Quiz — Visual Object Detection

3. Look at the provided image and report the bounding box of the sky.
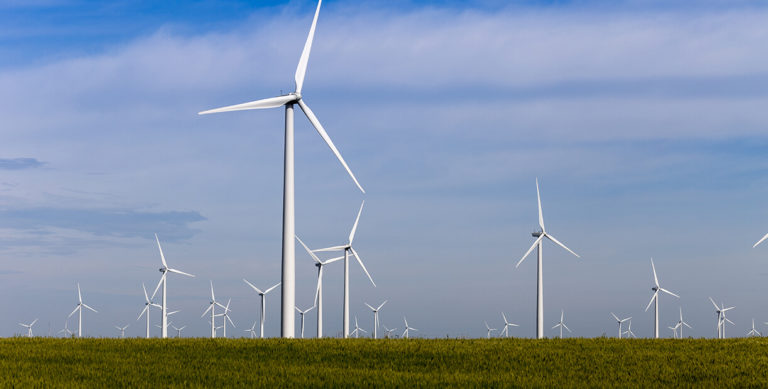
[2,0,768,339]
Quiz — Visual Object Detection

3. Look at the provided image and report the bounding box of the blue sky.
[2,0,768,339]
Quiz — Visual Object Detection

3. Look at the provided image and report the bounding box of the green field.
[2,337,767,387]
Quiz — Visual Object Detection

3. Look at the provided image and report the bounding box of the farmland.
[2,337,767,387]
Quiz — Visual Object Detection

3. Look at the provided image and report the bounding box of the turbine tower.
[198,0,365,338]
[552,310,571,339]
[296,236,342,338]
[138,283,161,338]
[151,234,195,338]
[610,313,631,339]
[364,301,387,339]
[313,201,375,338]
[243,279,281,339]
[516,179,580,339]
[68,283,97,338]
[644,258,679,339]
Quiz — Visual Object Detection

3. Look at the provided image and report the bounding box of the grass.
[2,337,768,387]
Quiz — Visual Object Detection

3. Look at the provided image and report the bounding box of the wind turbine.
[364,301,387,339]
[516,179,580,339]
[215,299,235,338]
[610,313,631,339]
[171,324,186,338]
[351,316,367,338]
[644,258,679,339]
[19,319,37,337]
[245,321,258,338]
[151,234,195,339]
[402,317,417,339]
[709,297,734,339]
[138,283,161,338]
[296,304,316,338]
[243,279,281,339]
[202,281,223,338]
[500,312,519,337]
[668,324,679,339]
[484,321,497,339]
[198,0,365,338]
[68,283,97,338]
[622,320,637,338]
[58,321,74,337]
[747,319,761,337]
[115,324,129,338]
[677,307,692,338]
[552,310,571,339]
[383,325,397,339]
[296,236,342,338]
[721,303,735,338]
[313,201,375,338]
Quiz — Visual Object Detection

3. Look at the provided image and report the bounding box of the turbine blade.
[210,280,216,301]
[155,234,168,268]
[202,304,213,317]
[69,307,79,318]
[168,268,194,277]
[77,283,82,303]
[243,279,264,295]
[313,245,347,252]
[651,258,659,287]
[377,301,388,310]
[152,273,166,300]
[365,303,375,311]
[323,256,344,265]
[83,304,98,313]
[294,0,322,94]
[264,282,281,294]
[314,267,323,305]
[349,201,364,244]
[296,235,322,263]
[544,233,580,258]
[138,305,149,320]
[611,312,619,322]
[142,283,150,303]
[516,235,544,268]
[350,247,375,287]
[659,287,679,299]
[563,323,571,332]
[198,95,294,115]
[536,178,545,232]
[297,99,364,194]
[754,232,768,248]
[645,292,657,312]
[709,297,720,310]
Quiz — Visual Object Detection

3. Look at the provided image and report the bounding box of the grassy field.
[2,337,768,387]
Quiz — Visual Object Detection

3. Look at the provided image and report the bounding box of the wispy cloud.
[0,158,45,170]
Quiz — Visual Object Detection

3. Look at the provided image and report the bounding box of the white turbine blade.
[68,306,79,318]
[216,302,228,310]
[650,258,659,287]
[516,235,545,268]
[201,304,213,317]
[323,256,344,265]
[77,283,82,303]
[377,301,388,310]
[709,297,720,310]
[645,292,657,312]
[313,245,347,252]
[30,319,38,326]
[754,232,768,248]
[168,268,195,278]
[684,322,692,329]
[725,317,735,325]
[243,279,264,295]
[563,323,571,332]
[210,280,216,301]
[544,233,580,258]
[296,235,322,263]
[198,95,294,115]
[659,287,679,298]
[152,273,166,300]
[83,304,98,313]
[536,178,545,232]
[225,315,236,328]
[297,99,364,194]
[552,324,560,330]
[294,0,322,94]
[722,306,735,312]
[365,303,375,311]
[155,234,168,268]
[168,310,180,316]
[611,312,619,322]
[138,305,149,320]
[305,305,316,313]
[502,312,508,323]
[349,201,364,244]
[350,247,375,287]
[142,283,150,303]
[264,282,281,294]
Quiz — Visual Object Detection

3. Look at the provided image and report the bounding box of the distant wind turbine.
[151,234,195,338]
[313,201,375,338]
[747,319,761,337]
[709,297,734,339]
[58,321,73,337]
[245,321,258,338]
[622,320,636,338]
[552,310,571,339]
[610,313,631,339]
[68,283,97,338]
[296,305,316,339]
[215,299,235,338]
[115,324,129,338]
[296,236,342,338]
[644,258,679,339]
[484,321,497,339]
[500,312,519,337]
[198,0,365,338]
[402,317,417,339]
[138,283,161,338]
[171,324,186,338]
[668,324,679,339]
[243,279,281,339]
[351,316,367,338]
[383,325,397,339]
[516,179,580,339]
[677,307,692,338]
[19,319,37,337]
[201,281,222,338]
[364,301,387,339]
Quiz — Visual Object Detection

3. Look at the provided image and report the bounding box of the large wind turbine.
[500,312,519,337]
[644,258,679,339]
[138,283,161,338]
[296,236,342,338]
[313,201,375,338]
[243,279,281,338]
[198,0,365,338]
[19,319,37,337]
[610,313,631,339]
[296,304,316,338]
[68,283,97,338]
[516,179,580,339]
[552,310,571,339]
[151,234,195,338]
[364,301,387,339]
